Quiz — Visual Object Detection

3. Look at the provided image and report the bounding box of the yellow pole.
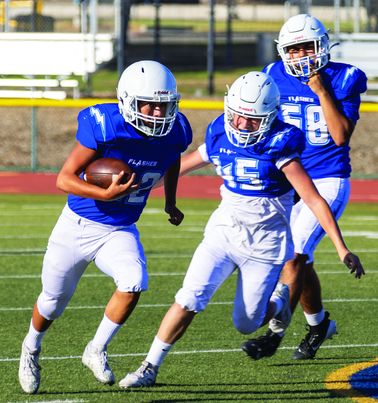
[36,0,43,14]
[0,1,5,26]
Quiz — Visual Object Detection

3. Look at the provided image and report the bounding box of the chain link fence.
[1,1,377,34]
[0,104,377,177]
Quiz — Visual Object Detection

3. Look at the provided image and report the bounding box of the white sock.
[304,309,325,327]
[91,314,122,350]
[23,319,46,352]
[146,336,173,367]
[270,294,284,317]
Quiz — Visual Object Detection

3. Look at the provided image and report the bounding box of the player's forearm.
[164,158,180,208]
[318,91,354,145]
[180,150,208,176]
[307,197,349,261]
[56,171,108,200]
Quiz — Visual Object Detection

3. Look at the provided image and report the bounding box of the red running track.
[0,172,377,203]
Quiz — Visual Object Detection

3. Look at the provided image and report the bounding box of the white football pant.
[37,205,148,320]
[175,205,283,334]
[291,177,350,262]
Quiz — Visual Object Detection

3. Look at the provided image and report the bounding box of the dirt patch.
[0,106,377,176]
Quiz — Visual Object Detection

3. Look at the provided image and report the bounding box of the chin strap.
[329,42,340,50]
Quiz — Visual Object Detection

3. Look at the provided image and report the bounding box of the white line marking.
[2,343,378,363]
[9,400,85,403]
[0,270,377,280]
[0,251,195,256]
[0,249,377,257]
[0,272,185,279]
[341,216,378,221]
[2,298,377,312]
[2,228,378,240]
[1,270,377,280]
[342,231,378,238]
[0,234,201,240]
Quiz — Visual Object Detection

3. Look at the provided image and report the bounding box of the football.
[84,157,133,189]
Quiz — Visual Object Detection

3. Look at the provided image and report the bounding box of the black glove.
[343,252,365,279]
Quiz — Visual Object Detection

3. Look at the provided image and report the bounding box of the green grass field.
[0,194,377,402]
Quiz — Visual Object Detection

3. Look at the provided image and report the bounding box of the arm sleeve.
[197,143,209,162]
[177,113,193,152]
[338,67,367,123]
[276,127,305,170]
[76,109,98,150]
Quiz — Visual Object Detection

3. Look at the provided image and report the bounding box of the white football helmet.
[224,71,280,147]
[277,14,330,78]
[117,60,180,137]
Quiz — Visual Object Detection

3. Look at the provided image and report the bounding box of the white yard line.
[0,234,201,239]
[1,343,378,363]
[1,269,378,280]
[1,298,377,312]
[0,251,195,256]
[9,400,85,403]
[0,249,377,257]
[0,270,377,280]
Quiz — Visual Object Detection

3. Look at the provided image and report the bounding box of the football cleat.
[19,342,41,394]
[82,341,115,385]
[119,360,158,389]
[241,329,283,360]
[293,311,337,360]
[269,283,292,334]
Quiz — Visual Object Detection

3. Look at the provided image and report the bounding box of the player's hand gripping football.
[105,171,139,200]
[343,252,365,279]
[165,204,184,226]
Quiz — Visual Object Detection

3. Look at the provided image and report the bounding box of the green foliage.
[0,195,377,402]
[129,18,363,35]
[92,66,263,98]
[130,18,283,33]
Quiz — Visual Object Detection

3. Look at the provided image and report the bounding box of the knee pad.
[37,291,70,320]
[175,288,210,313]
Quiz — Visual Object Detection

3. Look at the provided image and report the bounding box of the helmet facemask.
[224,103,277,148]
[276,14,331,79]
[278,36,330,78]
[119,93,179,137]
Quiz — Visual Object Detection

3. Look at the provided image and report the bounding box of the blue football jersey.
[264,61,367,179]
[205,115,305,198]
[68,103,192,226]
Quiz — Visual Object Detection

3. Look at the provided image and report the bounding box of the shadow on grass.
[33,380,346,402]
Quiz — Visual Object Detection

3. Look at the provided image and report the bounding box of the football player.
[242,14,367,361]
[118,72,364,388]
[18,60,192,394]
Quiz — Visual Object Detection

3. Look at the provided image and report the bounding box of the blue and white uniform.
[37,103,192,320]
[175,115,304,334]
[69,104,192,226]
[264,61,367,261]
